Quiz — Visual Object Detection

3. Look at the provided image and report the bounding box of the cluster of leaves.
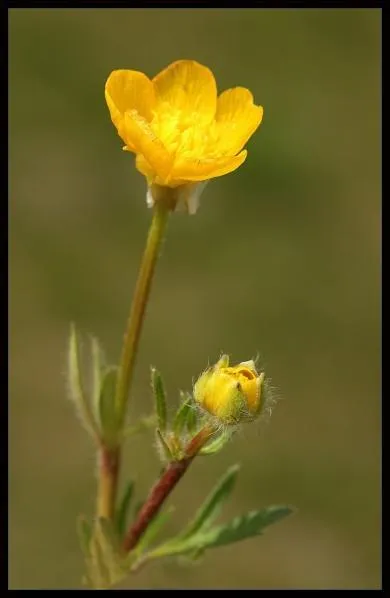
[71,351,293,588]
[68,324,120,447]
[78,465,292,588]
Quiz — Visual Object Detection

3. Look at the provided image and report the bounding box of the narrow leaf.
[77,515,92,558]
[97,517,122,555]
[151,367,167,433]
[154,505,294,559]
[134,506,175,557]
[115,481,134,538]
[180,464,240,540]
[90,335,105,425]
[196,505,294,550]
[89,530,110,589]
[95,518,126,586]
[77,516,95,588]
[67,323,99,440]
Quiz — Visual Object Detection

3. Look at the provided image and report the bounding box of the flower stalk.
[95,201,169,523]
[115,201,170,431]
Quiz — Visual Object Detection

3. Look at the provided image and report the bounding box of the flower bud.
[193,355,265,425]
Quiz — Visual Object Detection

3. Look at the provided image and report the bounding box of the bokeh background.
[9,8,381,590]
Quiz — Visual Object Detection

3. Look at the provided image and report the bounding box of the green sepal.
[199,429,233,456]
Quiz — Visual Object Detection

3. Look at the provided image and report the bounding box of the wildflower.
[193,355,265,425]
[105,60,263,213]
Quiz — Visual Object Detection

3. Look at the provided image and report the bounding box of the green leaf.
[93,519,126,587]
[199,429,233,456]
[99,367,119,445]
[134,506,175,557]
[153,505,294,559]
[151,367,167,433]
[180,464,240,540]
[194,506,294,550]
[90,335,105,426]
[67,323,99,441]
[97,517,122,555]
[115,481,134,538]
[77,515,92,558]
[173,392,192,437]
[89,529,110,588]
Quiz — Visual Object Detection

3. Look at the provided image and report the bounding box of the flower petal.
[153,60,217,126]
[123,111,173,182]
[172,150,247,182]
[215,87,263,155]
[105,70,155,149]
[135,153,155,182]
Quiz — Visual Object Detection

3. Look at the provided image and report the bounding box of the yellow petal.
[153,60,217,126]
[215,87,263,155]
[105,70,155,149]
[172,150,247,182]
[123,111,173,182]
[135,153,155,182]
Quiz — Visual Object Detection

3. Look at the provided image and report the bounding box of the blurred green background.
[9,8,381,590]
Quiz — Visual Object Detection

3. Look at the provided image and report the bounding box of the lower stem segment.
[122,426,214,553]
[97,446,121,520]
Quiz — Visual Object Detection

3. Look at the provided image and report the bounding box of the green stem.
[115,202,170,430]
[95,202,169,523]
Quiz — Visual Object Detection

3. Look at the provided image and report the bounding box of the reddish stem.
[97,446,121,521]
[122,427,213,553]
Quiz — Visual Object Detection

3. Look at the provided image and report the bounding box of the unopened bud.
[193,355,265,425]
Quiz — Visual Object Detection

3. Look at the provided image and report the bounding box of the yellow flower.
[193,355,265,425]
[105,60,263,213]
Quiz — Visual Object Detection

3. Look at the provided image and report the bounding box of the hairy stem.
[122,426,214,553]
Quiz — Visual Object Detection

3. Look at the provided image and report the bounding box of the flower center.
[151,103,222,161]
